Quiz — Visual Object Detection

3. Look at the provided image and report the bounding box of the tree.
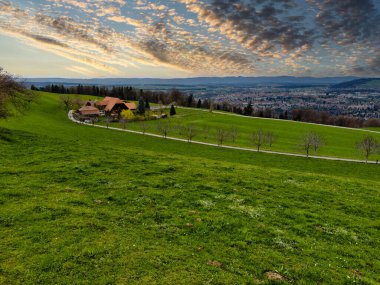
[251,129,266,151]
[139,121,148,134]
[265,131,275,149]
[244,101,253,116]
[121,109,135,121]
[184,124,196,142]
[187,94,194,107]
[229,126,239,143]
[157,121,170,138]
[104,112,113,128]
[120,109,135,129]
[145,98,150,110]
[356,135,379,163]
[300,132,324,157]
[170,104,176,116]
[0,67,35,119]
[216,128,227,146]
[138,97,145,114]
[60,94,74,111]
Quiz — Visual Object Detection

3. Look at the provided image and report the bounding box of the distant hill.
[25,76,360,88]
[331,78,380,89]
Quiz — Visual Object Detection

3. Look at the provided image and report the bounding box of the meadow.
[101,105,380,161]
[0,91,379,284]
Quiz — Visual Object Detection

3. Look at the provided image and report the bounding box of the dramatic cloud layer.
[0,0,379,76]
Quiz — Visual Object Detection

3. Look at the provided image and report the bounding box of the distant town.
[205,87,379,119]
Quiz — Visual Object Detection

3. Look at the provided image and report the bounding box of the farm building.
[96,97,136,113]
[78,106,100,116]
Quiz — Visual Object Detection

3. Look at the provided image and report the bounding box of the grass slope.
[0,92,379,284]
[103,106,380,161]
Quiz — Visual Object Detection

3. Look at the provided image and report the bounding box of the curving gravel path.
[68,111,379,164]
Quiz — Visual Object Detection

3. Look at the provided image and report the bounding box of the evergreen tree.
[145,98,150,110]
[244,101,253,116]
[138,97,145,114]
[187,94,194,107]
[170,104,176,116]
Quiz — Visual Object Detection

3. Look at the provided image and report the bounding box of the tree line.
[34,83,380,129]
[35,84,197,107]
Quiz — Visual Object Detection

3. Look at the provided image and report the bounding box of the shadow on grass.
[0,128,14,142]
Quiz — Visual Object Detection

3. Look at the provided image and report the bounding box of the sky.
[0,0,379,78]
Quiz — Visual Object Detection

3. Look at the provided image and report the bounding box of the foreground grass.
[0,92,379,284]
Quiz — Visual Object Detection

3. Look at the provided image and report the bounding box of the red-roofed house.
[78,106,100,116]
[96,97,136,113]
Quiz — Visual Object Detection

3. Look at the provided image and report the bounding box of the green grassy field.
[100,105,380,161]
[0,91,379,284]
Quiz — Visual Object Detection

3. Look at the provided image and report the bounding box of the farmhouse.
[78,106,100,118]
[96,97,136,113]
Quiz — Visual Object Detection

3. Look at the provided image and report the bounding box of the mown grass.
[101,106,380,161]
[0,91,379,284]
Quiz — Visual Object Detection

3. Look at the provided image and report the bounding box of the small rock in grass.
[207,260,224,268]
[265,271,285,281]
[186,223,194,228]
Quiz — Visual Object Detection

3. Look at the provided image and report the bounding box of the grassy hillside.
[101,106,380,161]
[0,92,379,284]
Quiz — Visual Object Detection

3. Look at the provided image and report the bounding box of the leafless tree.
[203,125,210,140]
[251,129,266,151]
[356,135,379,163]
[175,124,185,136]
[60,94,74,111]
[157,121,171,138]
[139,121,148,134]
[0,67,35,119]
[216,128,227,146]
[229,126,239,143]
[120,117,127,129]
[184,124,197,142]
[265,131,275,149]
[300,132,324,157]
[104,112,112,128]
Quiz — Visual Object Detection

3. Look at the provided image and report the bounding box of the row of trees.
[37,84,195,107]
[131,121,379,162]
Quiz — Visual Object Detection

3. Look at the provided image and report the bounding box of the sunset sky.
[0,0,379,78]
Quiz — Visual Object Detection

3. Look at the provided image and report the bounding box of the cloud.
[180,0,316,57]
[0,0,379,76]
[309,0,379,46]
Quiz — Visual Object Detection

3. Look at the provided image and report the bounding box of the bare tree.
[0,67,35,119]
[104,112,112,128]
[175,124,185,136]
[229,126,239,143]
[251,129,266,151]
[184,124,197,142]
[312,133,324,152]
[120,117,127,129]
[157,121,171,138]
[203,125,210,140]
[139,121,148,134]
[216,128,227,146]
[356,135,379,163]
[60,94,74,111]
[265,131,275,149]
[300,132,324,157]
